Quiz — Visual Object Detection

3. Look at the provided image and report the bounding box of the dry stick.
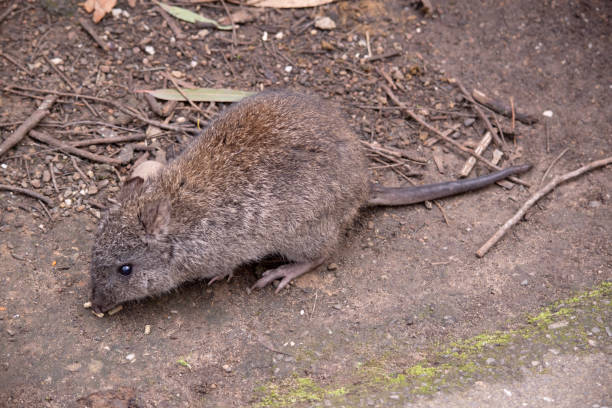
[374,66,396,90]
[70,133,147,147]
[360,140,427,164]
[460,131,492,177]
[78,18,109,52]
[8,86,197,134]
[48,162,59,194]
[472,89,538,125]
[381,84,531,188]
[164,73,207,117]
[219,0,237,53]
[42,54,99,117]
[456,81,503,146]
[476,156,612,258]
[29,130,126,165]
[540,147,569,185]
[0,1,17,24]
[71,156,90,181]
[366,51,400,62]
[0,94,57,157]
[156,5,186,39]
[0,184,52,206]
[0,51,30,74]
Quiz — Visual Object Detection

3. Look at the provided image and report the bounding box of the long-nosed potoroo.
[89,91,531,313]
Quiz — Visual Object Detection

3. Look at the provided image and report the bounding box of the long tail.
[367,164,532,206]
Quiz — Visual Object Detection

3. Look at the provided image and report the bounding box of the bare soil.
[0,0,610,407]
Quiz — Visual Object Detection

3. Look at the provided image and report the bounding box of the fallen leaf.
[81,0,117,23]
[228,0,335,7]
[143,88,255,103]
[158,2,233,30]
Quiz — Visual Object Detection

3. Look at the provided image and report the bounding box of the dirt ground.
[0,0,610,407]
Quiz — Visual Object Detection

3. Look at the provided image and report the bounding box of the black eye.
[118,264,132,276]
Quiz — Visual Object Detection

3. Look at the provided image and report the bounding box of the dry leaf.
[219,9,261,25]
[81,0,117,23]
[228,0,335,8]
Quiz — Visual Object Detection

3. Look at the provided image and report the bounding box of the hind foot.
[251,258,325,293]
[208,271,234,286]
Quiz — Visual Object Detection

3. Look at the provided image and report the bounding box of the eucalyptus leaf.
[146,88,256,103]
[157,2,233,30]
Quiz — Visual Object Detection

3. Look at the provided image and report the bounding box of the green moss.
[252,282,611,407]
[255,377,349,408]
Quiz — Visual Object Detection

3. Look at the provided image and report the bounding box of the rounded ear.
[119,176,145,202]
[139,197,171,237]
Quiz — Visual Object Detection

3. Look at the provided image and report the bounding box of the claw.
[250,258,325,293]
[208,271,233,286]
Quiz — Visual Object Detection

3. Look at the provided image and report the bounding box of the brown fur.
[90,91,369,311]
[90,91,530,312]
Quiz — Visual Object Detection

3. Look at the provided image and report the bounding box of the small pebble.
[144,325,151,335]
[521,279,529,286]
[327,263,338,271]
[83,301,92,309]
[30,179,41,188]
[587,339,597,347]
[542,110,553,118]
[126,353,135,361]
[144,46,155,55]
[463,118,475,127]
[531,360,539,366]
[314,16,336,30]
[222,364,232,373]
[107,305,123,316]
[588,200,602,208]
[486,357,496,365]
[503,389,512,397]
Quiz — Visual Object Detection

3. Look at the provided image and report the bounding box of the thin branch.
[476,156,612,258]
[29,130,127,165]
[540,147,569,185]
[456,81,503,146]
[0,94,57,157]
[381,84,531,187]
[0,184,52,206]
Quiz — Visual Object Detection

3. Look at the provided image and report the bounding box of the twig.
[156,5,186,39]
[0,51,30,74]
[0,1,17,24]
[366,51,400,62]
[7,86,198,134]
[471,89,538,125]
[48,162,59,194]
[70,134,147,147]
[540,147,569,185]
[78,18,109,52]
[0,94,57,157]
[476,156,612,258]
[164,73,207,117]
[365,31,372,59]
[434,201,450,225]
[219,0,236,53]
[0,184,52,206]
[42,54,99,117]
[510,96,516,131]
[456,81,503,146]
[360,140,427,164]
[71,156,90,181]
[29,130,127,165]
[256,334,293,356]
[381,84,531,187]
[310,290,318,320]
[374,66,396,90]
[460,131,492,177]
